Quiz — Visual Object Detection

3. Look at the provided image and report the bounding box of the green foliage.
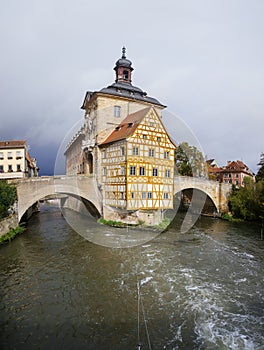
[0,180,17,219]
[175,142,207,177]
[0,224,25,245]
[98,218,127,227]
[229,177,264,221]
[256,152,264,182]
[154,216,171,230]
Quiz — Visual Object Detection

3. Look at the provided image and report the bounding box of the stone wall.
[0,214,19,237]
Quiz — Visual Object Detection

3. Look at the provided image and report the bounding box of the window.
[235,181,239,186]
[8,165,12,172]
[165,169,171,178]
[164,192,169,199]
[157,137,161,142]
[236,174,239,178]
[130,166,136,175]
[143,134,147,139]
[8,152,13,159]
[16,151,22,159]
[164,151,169,159]
[131,192,135,199]
[114,106,121,117]
[0,165,3,173]
[123,70,129,80]
[149,149,154,157]
[148,192,152,199]
[17,164,21,172]
[102,149,106,159]
[121,146,125,156]
[121,166,125,175]
[139,167,145,176]
[142,192,146,199]
[153,168,158,176]
[103,167,107,176]
[133,147,139,156]
[0,152,3,159]
[149,122,154,127]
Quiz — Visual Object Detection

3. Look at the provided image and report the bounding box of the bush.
[229,178,264,221]
[0,180,17,219]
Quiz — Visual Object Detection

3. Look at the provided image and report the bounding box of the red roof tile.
[99,107,151,145]
[0,140,26,148]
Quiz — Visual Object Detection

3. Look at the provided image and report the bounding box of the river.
[0,204,263,350]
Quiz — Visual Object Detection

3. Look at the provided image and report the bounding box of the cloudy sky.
[1,0,263,175]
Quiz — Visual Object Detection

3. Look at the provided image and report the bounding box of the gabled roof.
[221,160,253,175]
[0,140,26,149]
[99,107,151,146]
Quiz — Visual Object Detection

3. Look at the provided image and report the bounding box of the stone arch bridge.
[11,175,231,222]
[174,176,231,213]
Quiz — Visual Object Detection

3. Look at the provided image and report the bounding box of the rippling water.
[0,204,264,349]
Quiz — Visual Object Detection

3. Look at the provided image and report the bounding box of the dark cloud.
[1,0,263,174]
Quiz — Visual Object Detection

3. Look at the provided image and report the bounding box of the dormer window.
[128,122,134,128]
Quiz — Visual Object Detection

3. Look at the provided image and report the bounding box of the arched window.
[123,70,129,80]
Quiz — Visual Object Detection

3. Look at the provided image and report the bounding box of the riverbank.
[0,225,25,245]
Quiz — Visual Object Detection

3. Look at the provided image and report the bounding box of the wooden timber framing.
[100,107,176,212]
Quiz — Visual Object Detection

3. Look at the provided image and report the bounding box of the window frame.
[139,167,145,176]
[130,166,136,176]
[114,105,121,117]
[149,148,154,157]
[152,168,158,176]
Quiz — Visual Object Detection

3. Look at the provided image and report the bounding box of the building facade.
[0,140,38,179]
[65,48,176,224]
[220,160,254,187]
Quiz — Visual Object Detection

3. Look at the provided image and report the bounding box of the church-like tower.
[114,47,134,84]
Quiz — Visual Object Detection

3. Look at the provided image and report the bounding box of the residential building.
[0,140,39,179]
[220,160,254,187]
[206,159,222,181]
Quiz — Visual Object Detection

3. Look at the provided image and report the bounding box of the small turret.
[114,47,134,84]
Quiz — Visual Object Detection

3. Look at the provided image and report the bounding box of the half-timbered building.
[100,107,175,223]
[65,48,176,225]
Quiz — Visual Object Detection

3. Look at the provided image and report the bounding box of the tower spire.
[122,46,126,59]
[114,47,133,84]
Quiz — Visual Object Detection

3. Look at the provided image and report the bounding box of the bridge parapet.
[13,175,101,221]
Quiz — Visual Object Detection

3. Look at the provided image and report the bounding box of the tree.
[0,180,17,219]
[256,152,264,182]
[175,142,207,177]
[229,177,264,221]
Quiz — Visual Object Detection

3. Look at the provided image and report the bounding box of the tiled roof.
[99,107,151,145]
[0,140,26,148]
[99,82,165,107]
[221,160,252,174]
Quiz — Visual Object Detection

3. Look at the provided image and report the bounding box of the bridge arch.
[174,188,218,215]
[15,176,102,222]
[173,176,231,214]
